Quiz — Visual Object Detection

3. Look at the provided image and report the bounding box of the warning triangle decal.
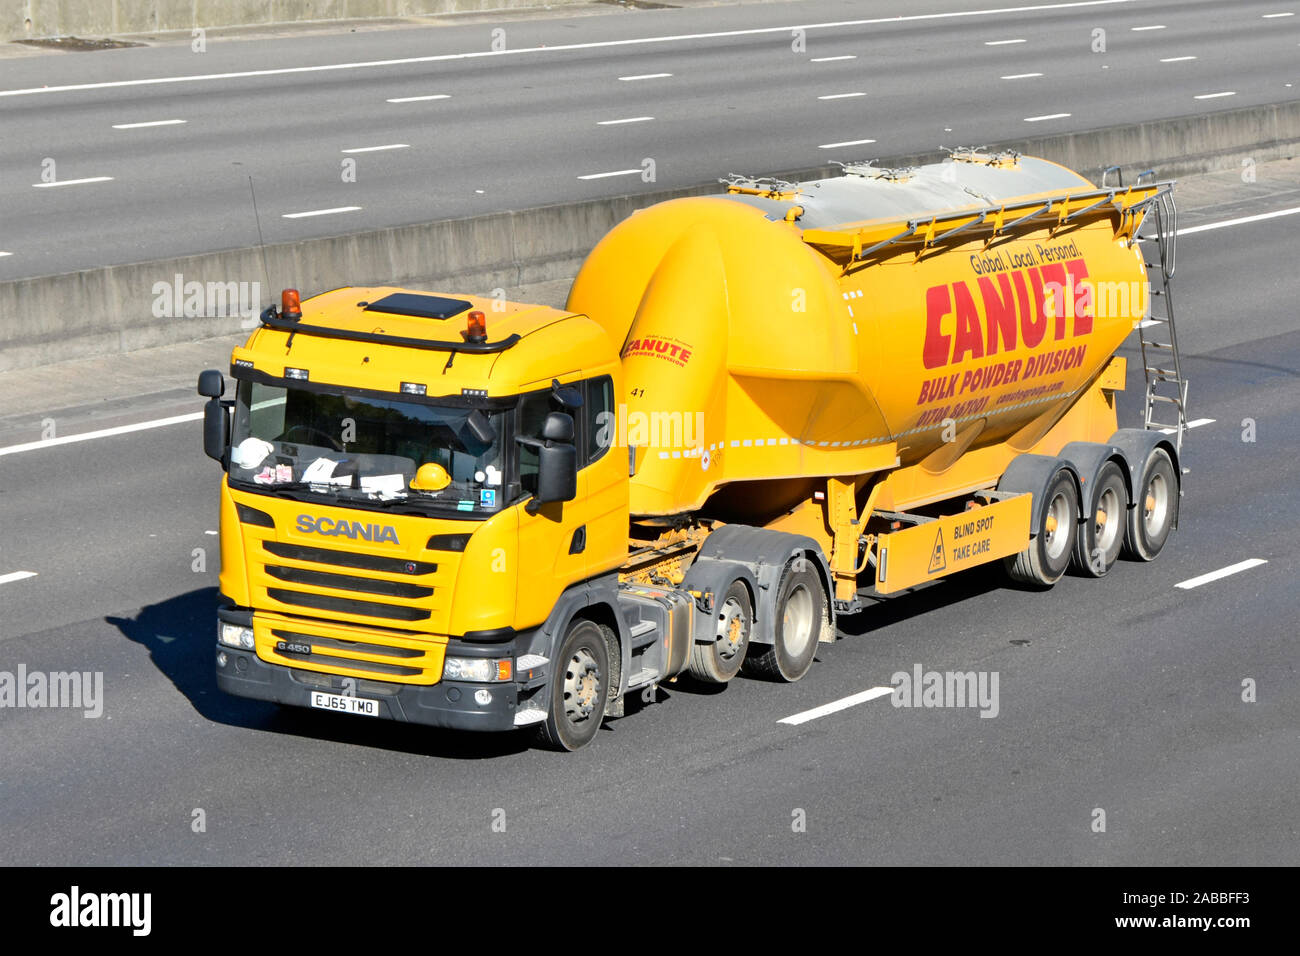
[928,528,947,574]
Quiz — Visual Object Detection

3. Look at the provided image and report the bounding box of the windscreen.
[230,380,509,516]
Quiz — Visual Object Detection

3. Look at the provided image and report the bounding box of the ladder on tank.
[1106,166,1189,453]
[1136,178,1188,453]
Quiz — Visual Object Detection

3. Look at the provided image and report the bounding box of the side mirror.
[198,369,224,398]
[535,442,577,506]
[518,411,577,511]
[203,398,229,463]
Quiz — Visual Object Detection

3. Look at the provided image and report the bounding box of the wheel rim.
[562,648,601,724]
[1096,485,1121,554]
[781,584,815,658]
[1044,491,1071,561]
[715,597,748,661]
[1143,472,1169,537]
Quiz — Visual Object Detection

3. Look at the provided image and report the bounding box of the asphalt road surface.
[0,161,1297,865]
[0,0,1298,278]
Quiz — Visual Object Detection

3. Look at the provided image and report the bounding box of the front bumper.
[215,607,528,732]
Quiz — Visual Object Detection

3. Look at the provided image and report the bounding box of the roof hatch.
[363,293,473,320]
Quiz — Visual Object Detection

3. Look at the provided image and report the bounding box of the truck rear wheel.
[1005,468,1078,587]
[1072,461,1127,577]
[534,619,608,751]
[1124,446,1178,561]
[687,580,751,683]
[743,561,823,682]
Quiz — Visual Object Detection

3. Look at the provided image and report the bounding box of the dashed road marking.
[1194,91,1236,99]
[1176,559,1267,590]
[1178,205,1300,235]
[1024,112,1071,121]
[810,55,857,61]
[1160,56,1197,62]
[577,168,642,180]
[386,94,450,102]
[597,116,654,125]
[0,571,38,586]
[818,91,866,99]
[112,119,186,129]
[340,143,409,153]
[818,138,876,149]
[32,177,113,188]
[779,686,895,725]
[1002,72,1043,79]
[281,206,362,218]
[619,73,672,81]
[0,413,202,457]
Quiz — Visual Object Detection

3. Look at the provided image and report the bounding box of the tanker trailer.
[199,151,1186,750]
[567,149,1186,683]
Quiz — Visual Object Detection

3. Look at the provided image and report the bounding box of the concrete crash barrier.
[2,0,590,41]
[1,100,1298,371]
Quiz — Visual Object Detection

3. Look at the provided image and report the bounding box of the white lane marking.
[1159,417,1215,434]
[31,176,113,188]
[281,205,362,218]
[1262,12,1295,17]
[0,251,11,257]
[1194,91,1236,99]
[779,686,895,725]
[0,571,38,585]
[577,168,642,180]
[1130,24,1166,30]
[811,54,857,61]
[0,412,201,457]
[205,530,218,536]
[597,116,654,125]
[1002,72,1043,78]
[1178,205,1300,235]
[818,138,876,148]
[340,143,409,153]
[1176,559,1267,590]
[338,143,408,152]
[984,38,1027,44]
[1160,56,1197,62]
[619,73,672,81]
[112,118,186,129]
[386,94,450,102]
[0,2,1140,97]
[818,91,866,99]
[1024,112,1071,121]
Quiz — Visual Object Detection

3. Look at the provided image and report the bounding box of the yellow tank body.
[567,153,1153,518]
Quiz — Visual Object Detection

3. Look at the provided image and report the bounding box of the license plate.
[309,691,379,717]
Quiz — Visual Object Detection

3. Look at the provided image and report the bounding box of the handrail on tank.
[818,181,1174,266]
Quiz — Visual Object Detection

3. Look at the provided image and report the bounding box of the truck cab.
[202,287,635,749]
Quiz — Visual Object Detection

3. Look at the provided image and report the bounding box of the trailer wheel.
[1005,468,1078,587]
[534,619,608,751]
[743,560,823,682]
[1072,461,1127,577]
[687,580,751,684]
[1124,446,1178,561]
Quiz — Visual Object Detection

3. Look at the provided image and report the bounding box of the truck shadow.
[106,587,531,759]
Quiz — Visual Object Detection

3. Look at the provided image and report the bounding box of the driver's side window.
[516,388,552,497]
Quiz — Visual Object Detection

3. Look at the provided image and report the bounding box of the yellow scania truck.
[199,151,1186,749]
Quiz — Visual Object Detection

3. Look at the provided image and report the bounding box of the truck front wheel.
[535,619,609,751]
[743,561,823,682]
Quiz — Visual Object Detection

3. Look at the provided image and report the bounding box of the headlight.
[220,623,255,649]
[443,657,512,682]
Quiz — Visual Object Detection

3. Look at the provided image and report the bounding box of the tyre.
[743,560,823,682]
[1005,467,1079,587]
[534,619,609,751]
[1072,460,1127,577]
[687,580,751,683]
[1123,446,1178,561]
